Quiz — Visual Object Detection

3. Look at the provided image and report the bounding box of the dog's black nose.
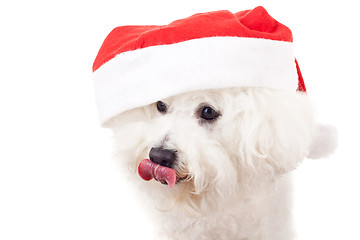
[149,147,176,168]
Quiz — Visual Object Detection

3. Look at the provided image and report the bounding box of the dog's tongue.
[138,159,176,189]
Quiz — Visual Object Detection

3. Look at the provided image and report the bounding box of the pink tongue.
[138,159,177,189]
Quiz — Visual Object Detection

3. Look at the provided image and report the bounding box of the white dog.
[106,87,334,240]
[92,7,337,240]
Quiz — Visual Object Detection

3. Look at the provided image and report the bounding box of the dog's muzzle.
[138,147,180,189]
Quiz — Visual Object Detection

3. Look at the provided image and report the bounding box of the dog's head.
[107,87,315,214]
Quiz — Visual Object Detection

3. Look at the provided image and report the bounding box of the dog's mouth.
[138,159,186,189]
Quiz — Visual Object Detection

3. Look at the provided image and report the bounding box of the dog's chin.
[139,169,232,217]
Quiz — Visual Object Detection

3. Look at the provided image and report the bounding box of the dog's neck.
[148,174,294,240]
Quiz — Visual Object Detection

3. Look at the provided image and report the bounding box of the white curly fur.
[107,87,317,240]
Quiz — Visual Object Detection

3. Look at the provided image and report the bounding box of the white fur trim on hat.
[93,37,298,125]
[308,123,338,159]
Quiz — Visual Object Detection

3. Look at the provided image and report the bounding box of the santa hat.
[92,6,336,157]
[93,6,307,124]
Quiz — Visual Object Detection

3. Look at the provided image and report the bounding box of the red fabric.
[295,59,307,93]
[93,6,292,72]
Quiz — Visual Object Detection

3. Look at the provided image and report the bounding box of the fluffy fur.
[107,87,317,240]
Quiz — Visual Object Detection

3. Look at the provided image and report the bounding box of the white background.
[0,0,359,239]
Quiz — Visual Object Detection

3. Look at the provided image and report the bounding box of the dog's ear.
[229,89,316,176]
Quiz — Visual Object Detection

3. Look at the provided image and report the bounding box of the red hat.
[93,6,306,125]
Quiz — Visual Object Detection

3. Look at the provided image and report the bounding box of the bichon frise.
[92,6,337,240]
[108,88,315,239]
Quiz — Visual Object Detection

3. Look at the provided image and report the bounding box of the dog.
[106,87,322,240]
[92,7,337,240]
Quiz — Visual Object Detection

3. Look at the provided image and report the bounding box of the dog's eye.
[200,106,220,121]
[156,101,167,113]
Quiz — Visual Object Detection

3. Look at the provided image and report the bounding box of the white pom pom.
[307,123,338,159]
